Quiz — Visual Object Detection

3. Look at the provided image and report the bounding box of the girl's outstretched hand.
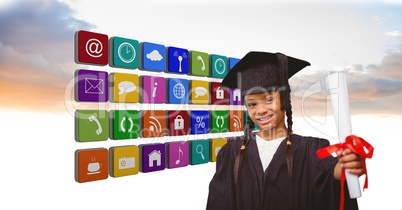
[334,148,365,180]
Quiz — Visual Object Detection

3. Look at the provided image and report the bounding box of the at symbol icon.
[86,38,103,58]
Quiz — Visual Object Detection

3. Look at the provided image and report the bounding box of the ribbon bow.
[316,135,374,210]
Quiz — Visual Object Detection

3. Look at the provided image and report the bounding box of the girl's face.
[245,91,286,135]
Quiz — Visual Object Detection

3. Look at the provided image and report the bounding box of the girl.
[206,52,364,210]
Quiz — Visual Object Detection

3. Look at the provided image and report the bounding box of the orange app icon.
[229,110,244,132]
[75,148,108,183]
[141,110,167,138]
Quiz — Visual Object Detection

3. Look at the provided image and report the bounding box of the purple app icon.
[142,75,166,103]
[229,88,242,105]
[167,141,189,169]
[141,144,165,173]
[76,69,108,102]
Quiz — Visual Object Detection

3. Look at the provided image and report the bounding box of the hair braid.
[276,53,293,177]
[285,85,293,177]
[234,116,254,184]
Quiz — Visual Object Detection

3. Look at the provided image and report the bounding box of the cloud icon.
[146,50,163,61]
[118,81,136,95]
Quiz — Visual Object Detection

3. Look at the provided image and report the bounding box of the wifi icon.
[141,110,167,138]
[167,47,189,74]
[229,111,244,132]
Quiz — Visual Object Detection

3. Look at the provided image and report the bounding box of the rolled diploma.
[326,72,362,199]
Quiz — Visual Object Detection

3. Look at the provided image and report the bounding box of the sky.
[0,0,401,209]
[0,0,401,116]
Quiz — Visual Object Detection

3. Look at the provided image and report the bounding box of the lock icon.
[174,115,184,130]
[216,87,224,99]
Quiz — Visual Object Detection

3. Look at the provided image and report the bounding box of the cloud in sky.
[0,0,93,63]
[385,31,402,37]
[290,45,402,116]
[0,0,93,112]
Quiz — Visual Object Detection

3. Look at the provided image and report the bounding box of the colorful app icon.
[167,78,189,104]
[111,110,140,140]
[190,50,209,76]
[75,30,108,65]
[210,138,228,162]
[229,110,244,132]
[141,75,166,103]
[190,110,209,134]
[75,110,109,142]
[166,141,189,169]
[190,80,209,104]
[210,111,228,133]
[210,54,228,78]
[140,42,166,71]
[110,145,139,177]
[110,36,139,69]
[110,73,139,103]
[75,148,108,183]
[210,82,228,105]
[167,47,189,74]
[229,57,240,71]
[229,88,243,105]
[167,110,189,136]
[75,69,108,102]
[141,110,166,138]
[189,140,210,165]
[140,144,165,173]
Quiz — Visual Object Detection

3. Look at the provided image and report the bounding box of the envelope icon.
[85,78,104,94]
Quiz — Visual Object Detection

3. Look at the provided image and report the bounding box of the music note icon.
[175,146,183,165]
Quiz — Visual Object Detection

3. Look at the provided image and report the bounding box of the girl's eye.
[246,103,256,107]
[266,98,273,103]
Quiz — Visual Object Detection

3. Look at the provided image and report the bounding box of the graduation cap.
[221,51,310,96]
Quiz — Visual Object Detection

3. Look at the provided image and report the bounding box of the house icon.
[148,150,162,167]
[233,89,241,101]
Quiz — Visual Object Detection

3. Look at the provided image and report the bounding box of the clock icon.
[118,42,136,63]
[214,58,226,75]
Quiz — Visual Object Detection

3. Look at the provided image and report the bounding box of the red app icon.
[76,30,108,65]
[211,82,228,105]
[168,110,189,136]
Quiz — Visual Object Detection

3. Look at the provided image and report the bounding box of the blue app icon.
[167,47,189,74]
[189,140,210,165]
[229,57,240,71]
[168,78,189,104]
[190,111,209,134]
[140,42,166,71]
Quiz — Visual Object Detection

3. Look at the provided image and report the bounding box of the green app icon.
[190,51,209,76]
[210,110,228,133]
[111,36,139,69]
[190,140,210,165]
[111,110,140,140]
[210,54,228,78]
[75,110,109,142]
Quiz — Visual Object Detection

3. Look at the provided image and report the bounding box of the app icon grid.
[74,30,247,182]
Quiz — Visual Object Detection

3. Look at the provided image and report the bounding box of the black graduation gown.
[206,134,358,210]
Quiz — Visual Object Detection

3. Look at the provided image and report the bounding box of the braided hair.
[233,116,255,184]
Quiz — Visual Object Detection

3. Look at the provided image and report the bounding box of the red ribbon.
[316,135,374,210]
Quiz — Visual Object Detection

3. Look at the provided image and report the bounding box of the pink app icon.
[166,141,189,169]
[141,76,166,103]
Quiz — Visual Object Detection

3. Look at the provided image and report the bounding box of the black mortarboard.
[221,51,310,96]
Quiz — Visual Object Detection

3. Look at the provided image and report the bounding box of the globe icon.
[173,83,185,99]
